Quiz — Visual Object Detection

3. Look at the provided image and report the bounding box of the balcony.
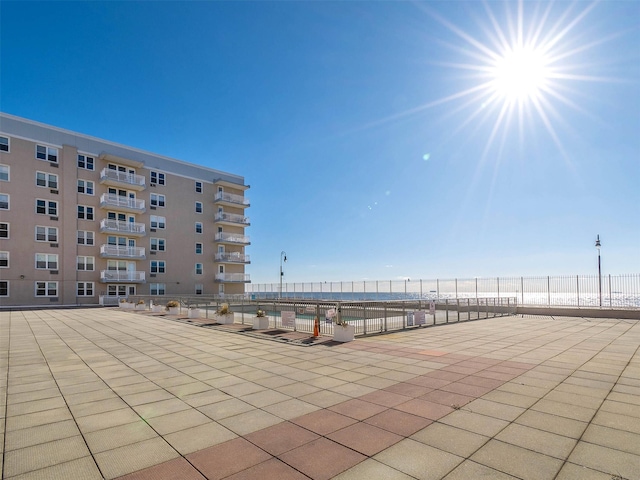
[100,193,146,214]
[100,270,146,283]
[215,232,251,245]
[100,168,146,191]
[100,219,146,236]
[214,192,250,208]
[215,273,251,283]
[215,212,250,226]
[215,252,250,264]
[100,245,146,259]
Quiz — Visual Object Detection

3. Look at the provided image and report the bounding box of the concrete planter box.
[187,309,201,319]
[333,324,355,342]
[151,305,164,313]
[167,307,180,315]
[214,313,235,324]
[120,302,134,309]
[252,316,270,330]
[135,304,146,311]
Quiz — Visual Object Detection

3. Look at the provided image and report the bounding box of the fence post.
[576,275,580,307]
[521,277,524,305]
[383,303,387,332]
[608,275,612,307]
[455,278,458,298]
[363,303,367,335]
[457,298,460,322]
[547,276,551,306]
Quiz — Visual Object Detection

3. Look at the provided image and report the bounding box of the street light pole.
[280,251,287,298]
[595,235,602,307]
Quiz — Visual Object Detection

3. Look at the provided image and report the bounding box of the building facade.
[0,113,250,306]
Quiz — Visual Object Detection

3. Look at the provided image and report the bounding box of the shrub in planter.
[166,300,180,315]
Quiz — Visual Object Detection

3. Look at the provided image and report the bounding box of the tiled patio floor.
[1,308,639,479]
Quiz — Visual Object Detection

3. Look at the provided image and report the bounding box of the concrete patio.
[0,308,638,479]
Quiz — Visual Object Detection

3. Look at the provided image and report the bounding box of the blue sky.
[2,1,638,284]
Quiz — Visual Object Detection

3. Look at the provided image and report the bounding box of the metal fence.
[246,274,640,308]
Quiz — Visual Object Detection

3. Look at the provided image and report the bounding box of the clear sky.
[1,1,638,284]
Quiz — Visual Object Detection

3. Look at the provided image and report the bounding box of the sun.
[490,44,550,103]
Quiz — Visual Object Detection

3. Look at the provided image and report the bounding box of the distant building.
[0,113,250,306]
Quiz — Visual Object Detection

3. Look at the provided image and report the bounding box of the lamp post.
[595,235,602,307]
[280,251,287,298]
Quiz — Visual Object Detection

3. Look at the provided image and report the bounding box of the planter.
[151,305,164,313]
[135,304,146,311]
[214,313,235,324]
[333,324,355,343]
[167,307,180,315]
[252,316,270,330]
[187,309,201,319]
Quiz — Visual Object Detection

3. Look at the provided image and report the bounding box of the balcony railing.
[215,232,251,245]
[215,252,250,263]
[215,212,250,226]
[100,168,146,190]
[215,273,251,283]
[100,270,146,283]
[100,193,145,213]
[100,219,146,236]
[100,245,146,259]
[214,192,250,207]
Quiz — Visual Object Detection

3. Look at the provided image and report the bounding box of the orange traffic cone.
[313,316,320,337]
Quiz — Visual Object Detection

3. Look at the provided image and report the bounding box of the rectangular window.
[0,136,9,152]
[77,205,94,220]
[36,145,58,163]
[77,154,95,170]
[0,193,8,210]
[36,281,58,297]
[36,226,58,242]
[77,282,94,297]
[195,222,203,234]
[0,281,7,296]
[150,283,166,295]
[36,253,58,270]
[150,193,165,207]
[150,238,166,252]
[195,263,203,275]
[0,164,8,182]
[150,215,166,229]
[0,222,8,238]
[36,199,57,216]
[195,243,203,254]
[77,256,95,271]
[195,284,203,295]
[36,172,58,188]
[195,181,202,193]
[150,260,166,273]
[0,251,8,267]
[195,201,203,214]
[77,180,94,195]
[150,171,165,185]
[77,230,94,245]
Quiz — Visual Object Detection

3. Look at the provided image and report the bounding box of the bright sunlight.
[491,44,550,103]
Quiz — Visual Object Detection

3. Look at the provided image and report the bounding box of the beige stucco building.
[0,113,250,306]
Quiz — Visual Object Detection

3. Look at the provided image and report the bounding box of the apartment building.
[0,113,250,306]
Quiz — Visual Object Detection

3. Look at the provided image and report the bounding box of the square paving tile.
[420,389,475,408]
[364,408,433,436]
[443,459,520,479]
[333,459,416,480]
[263,398,320,420]
[187,437,272,480]
[394,398,454,420]
[115,457,206,480]
[383,382,434,398]
[95,437,180,479]
[291,409,359,435]
[84,421,158,453]
[3,435,90,477]
[515,410,588,439]
[197,398,254,420]
[3,419,79,451]
[218,409,283,435]
[471,439,564,479]
[225,458,310,480]
[328,398,388,421]
[164,421,237,455]
[495,423,577,459]
[327,422,403,456]
[411,422,490,457]
[245,421,320,456]
[279,437,366,480]
[146,409,212,435]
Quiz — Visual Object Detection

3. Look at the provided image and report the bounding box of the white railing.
[100,168,146,188]
[215,232,250,244]
[215,252,250,263]
[100,270,146,282]
[215,273,251,282]
[100,219,146,235]
[215,192,249,206]
[100,245,145,258]
[100,193,145,211]
[215,212,250,225]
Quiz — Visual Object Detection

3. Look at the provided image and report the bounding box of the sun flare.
[491,44,550,103]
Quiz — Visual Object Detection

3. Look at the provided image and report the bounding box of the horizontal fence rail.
[246,274,640,309]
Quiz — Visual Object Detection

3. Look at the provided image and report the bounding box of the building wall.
[0,113,250,306]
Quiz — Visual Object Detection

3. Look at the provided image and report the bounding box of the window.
[150,193,165,207]
[107,260,128,271]
[77,230,94,245]
[77,180,94,195]
[0,164,8,182]
[36,145,58,163]
[36,253,58,269]
[195,222,203,234]
[195,243,203,254]
[0,136,9,152]
[77,154,95,170]
[195,202,203,214]
[150,260,166,273]
[77,256,95,271]
[0,222,8,238]
[77,282,94,297]
[0,194,8,210]
[150,283,166,295]
[195,284,203,295]
[195,181,202,193]
[150,171,165,185]
[0,281,7,296]
[150,238,165,252]
[36,172,58,188]
[195,263,203,275]
[36,226,58,242]
[150,215,166,229]
[36,199,57,216]
[0,251,8,267]
[77,205,94,220]
[36,281,58,297]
